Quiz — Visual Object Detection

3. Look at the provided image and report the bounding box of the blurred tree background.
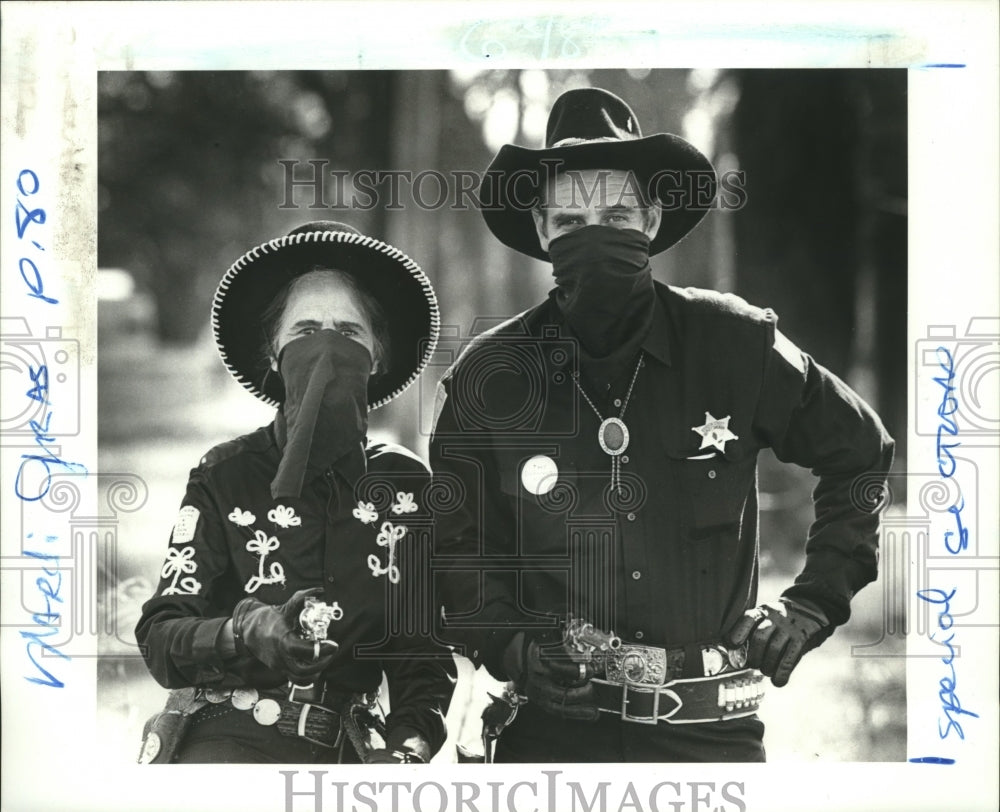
[97,69,907,762]
[98,68,906,461]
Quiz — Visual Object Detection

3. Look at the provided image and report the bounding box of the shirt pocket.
[666,450,756,541]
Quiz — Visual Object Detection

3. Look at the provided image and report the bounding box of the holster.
[342,695,388,763]
[137,687,209,764]
[480,683,525,763]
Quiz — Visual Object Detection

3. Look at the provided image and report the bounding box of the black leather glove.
[502,632,599,722]
[366,728,430,763]
[366,748,427,764]
[726,598,831,687]
[232,587,338,681]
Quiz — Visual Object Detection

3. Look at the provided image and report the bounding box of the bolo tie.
[571,352,644,494]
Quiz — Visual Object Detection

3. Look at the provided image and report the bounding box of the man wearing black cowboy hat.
[431,88,893,761]
[135,221,455,764]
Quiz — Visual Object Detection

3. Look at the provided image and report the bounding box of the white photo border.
[1,2,997,811]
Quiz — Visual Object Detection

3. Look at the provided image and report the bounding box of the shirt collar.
[543,288,672,369]
[272,414,369,488]
[641,292,672,367]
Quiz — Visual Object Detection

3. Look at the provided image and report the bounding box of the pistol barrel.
[566,619,622,653]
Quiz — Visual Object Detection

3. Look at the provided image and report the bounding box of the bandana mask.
[271,329,371,499]
[548,225,656,384]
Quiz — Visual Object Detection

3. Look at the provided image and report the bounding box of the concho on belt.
[700,641,748,676]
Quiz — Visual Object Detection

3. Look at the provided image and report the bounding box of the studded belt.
[194,687,345,748]
[592,641,765,724]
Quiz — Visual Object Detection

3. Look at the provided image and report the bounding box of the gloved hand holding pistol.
[232,587,339,681]
[502,618,619,722]
[726,597,831,687]
[366,731,431,764]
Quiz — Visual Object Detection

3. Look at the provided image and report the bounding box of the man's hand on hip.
[726,598,830,687]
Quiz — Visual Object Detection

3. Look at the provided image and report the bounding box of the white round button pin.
[521,455,559,495]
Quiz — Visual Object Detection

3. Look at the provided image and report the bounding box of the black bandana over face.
[548,225,656,384]
[271,329,371,499]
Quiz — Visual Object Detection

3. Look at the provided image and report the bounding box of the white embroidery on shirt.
[267,504,301,528]
[390,491,418,515]
[352,501,379,525]
[228,508,256,527]
[367,521,406,584]
[354,489,420,583]
[244,529,287,593]
[160,546,202,595]
[162,576,202,596]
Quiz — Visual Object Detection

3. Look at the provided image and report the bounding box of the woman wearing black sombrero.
[135,221,454,764]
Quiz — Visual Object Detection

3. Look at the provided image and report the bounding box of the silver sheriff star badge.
[691,412,739,453]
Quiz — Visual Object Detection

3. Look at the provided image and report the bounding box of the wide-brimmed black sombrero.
[212,221,439,410]
[480,87,717,261]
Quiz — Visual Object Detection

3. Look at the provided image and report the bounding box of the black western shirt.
[135,422,455,752]
[430,283,894,678]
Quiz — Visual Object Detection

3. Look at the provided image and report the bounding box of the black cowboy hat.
[212,221,439,410]
[480,87,717,261]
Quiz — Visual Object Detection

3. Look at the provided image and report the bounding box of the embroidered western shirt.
[135,422,455,752]
[430,283,894,678]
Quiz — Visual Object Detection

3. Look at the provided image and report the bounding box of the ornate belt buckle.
[606,644,668,686]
